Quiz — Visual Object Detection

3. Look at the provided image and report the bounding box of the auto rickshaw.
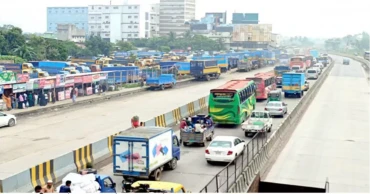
[267,90,282,102]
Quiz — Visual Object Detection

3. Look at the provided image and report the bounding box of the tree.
[12,44,36,61]
[116,41,136,51]
[85,35,112,56]
[159,46,171,53]
[168,31,176,42]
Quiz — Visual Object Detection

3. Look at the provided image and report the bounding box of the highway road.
[0,66,279,178]
[98,66,328,192]
[264,56,369,192]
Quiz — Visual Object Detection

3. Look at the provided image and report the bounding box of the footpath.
[6,77,194,118]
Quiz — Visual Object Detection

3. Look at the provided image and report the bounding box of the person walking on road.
[71,86,77,103]
[42,180,55,193]
[59,180,72,193]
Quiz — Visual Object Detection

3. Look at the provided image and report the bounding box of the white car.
[0,112,16,127]
[306,68,319,79]
[205,136,246,164]
[313,63,324,70]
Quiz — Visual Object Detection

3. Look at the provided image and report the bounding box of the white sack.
[62,173,83,186]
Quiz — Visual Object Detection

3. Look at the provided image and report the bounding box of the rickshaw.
[267,90,282,102]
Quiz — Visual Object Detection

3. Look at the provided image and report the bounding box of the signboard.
[86,87,93,95]
[13,83,27,93]
[56,75,66,87]
[92,74,100,82]
[212,92,235,98]
[0,72,17,85]
[83,75,93,83]
[58,91,65,101]
[17,74,30,83]
[65,77,74,87]
[65,89,72,99]
[26,80,34,90]
[39,79,46,88]
[33,80,39,89]
[44,80,54,89]
[74,76,83,83]
[3,84,12,89]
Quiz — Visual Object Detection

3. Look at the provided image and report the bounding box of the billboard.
[232,24,272,42]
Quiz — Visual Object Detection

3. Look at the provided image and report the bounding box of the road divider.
[213,57,335,193]
[0,94,209,192]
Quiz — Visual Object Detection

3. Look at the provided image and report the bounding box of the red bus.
[246,72,276,100]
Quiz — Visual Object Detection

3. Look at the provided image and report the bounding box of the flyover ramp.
[0,66,276,179]
[263,56,369,192]
[97,78,322,192]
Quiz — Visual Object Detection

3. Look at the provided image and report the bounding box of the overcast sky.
[0,0,368,38]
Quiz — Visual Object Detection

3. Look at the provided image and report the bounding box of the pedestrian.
[59,180,72,193]
[52,90,56,104]
[42,180,55,193]
[33,185,42,193]
[2,93,11,111]
[102,83,107,96]
[140,79,144,87]
[70,87,77,103]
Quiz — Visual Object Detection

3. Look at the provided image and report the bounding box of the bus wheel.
[206,75,211,81]
[160,85,165,90]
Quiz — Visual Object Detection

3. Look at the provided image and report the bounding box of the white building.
[159,0,196,37]
[88,4,143,43]
[271,33,281,48]
[144,3,160,38]
[57,24,86,42]
[203,32,233,50]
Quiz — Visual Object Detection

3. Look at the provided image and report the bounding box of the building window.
[91,17,94,19]
[134,16,138,18]
[105,16,109,19]
[128,26,132,28]
[106,34,109,36]
[128,16,132,18]
[128,6,131,9]
[105,25,109,28]
[134,26,138,28]
[130,21,133,23]
[98,26,101,28]
[128,34,132,37]
[105,6,109,9]
[134,34,138,37]
[114,7,118,9]
[145,13,149,20]
[91,26,94,29]
[98,7,101,9]
[134,6,137,9]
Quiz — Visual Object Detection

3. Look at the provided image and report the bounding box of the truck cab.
[95,175,117,193]
[282,72,306,98]
[22,63,34,70]
[70,70,81,74]
[241,111,273,137]
[91,65,101,72]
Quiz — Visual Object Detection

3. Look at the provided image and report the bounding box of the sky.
[0,0,368,38]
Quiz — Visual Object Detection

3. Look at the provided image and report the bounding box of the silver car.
[264,101,288,117]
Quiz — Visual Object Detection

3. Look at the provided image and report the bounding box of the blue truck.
[146,74,176,90]
[113,127,180,181]
[174,62,190,75]
[228,57,239,69]
[31,61,71,76]
[102,66,140,84]
[190,60,221,81]
[282,72,306,98]
[274,66,291,88]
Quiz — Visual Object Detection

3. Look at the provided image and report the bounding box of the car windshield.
[307,70,316,73]
[209,141,231,148]
[267,102,281,107]
[292,66,300,70]
[251,112,267,118]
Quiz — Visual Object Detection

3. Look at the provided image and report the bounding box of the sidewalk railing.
[199,132,268,193]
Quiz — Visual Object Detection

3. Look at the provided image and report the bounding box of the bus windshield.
[211,92,235,98]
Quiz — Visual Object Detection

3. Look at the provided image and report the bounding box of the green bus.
[209,79,257,125]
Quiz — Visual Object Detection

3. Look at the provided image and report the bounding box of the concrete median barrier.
[227,58,336,193]
[0,94,210,192]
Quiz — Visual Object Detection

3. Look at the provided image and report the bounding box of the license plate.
[215,151,221,155]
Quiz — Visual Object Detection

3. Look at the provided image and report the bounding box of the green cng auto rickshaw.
[268,90,282,102]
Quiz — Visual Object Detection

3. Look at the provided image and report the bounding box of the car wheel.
[8,119,15,127]
[168,158,177,170]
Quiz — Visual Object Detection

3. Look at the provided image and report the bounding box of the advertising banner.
[13,83,27,93]
[86,87,93,95]
[74,76,83,83]
[17,74,30,83]
[0,72,16,85]
[56,75,66,87]
[65,77,74,87]
[58,91,65,101]
[92,74,100,82]
[83,75,93,83]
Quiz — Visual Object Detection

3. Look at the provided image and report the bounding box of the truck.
[317,56,329,67]
[113,127,181,181]
[31,61,70,76]
[282,72,306,98]
[310,50,319,58]
[190,60,221,81]
[279,54,290,66]
[237,60,252,72]
[241,111,273,137]
[3,63,34,73]
[274,66,291,88]
[228,57,239,69]
[175,62,190,75]
[146,74,176,90]
[102,66,140,84]
[180,115,215,147]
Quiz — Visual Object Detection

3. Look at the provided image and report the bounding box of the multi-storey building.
[47,7,88,34]
[57,24,86,42]
[144,3,160,38]
[159,0,196,36]
[232,13,259,24]
[88,4,141,43]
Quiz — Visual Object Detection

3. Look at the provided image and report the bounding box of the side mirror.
[241,140,245,142]
[3,114,6,116]
[112,183,116,188]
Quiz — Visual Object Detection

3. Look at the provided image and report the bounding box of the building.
[57,24,86,42]
[159,0,196,36]
[88,4,142,43]
[231,24,272,50]
[47,7,88,34]
[205,12,227,25]
[232,13,259,24]
[144,3,160,38]
[203,32,233,50]
[270,33,281,48]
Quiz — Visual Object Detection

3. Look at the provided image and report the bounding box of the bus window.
[212,92,235,98]
[291,58,303,62]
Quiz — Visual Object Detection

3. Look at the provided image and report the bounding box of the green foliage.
[85,35,113,56]
[0,55,25,63]
[116,41,136,51]
[325,32,369,52]
[130,31,224,51]
[159,46,171,53]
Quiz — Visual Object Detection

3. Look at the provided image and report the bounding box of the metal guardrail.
[199,132,268,193]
